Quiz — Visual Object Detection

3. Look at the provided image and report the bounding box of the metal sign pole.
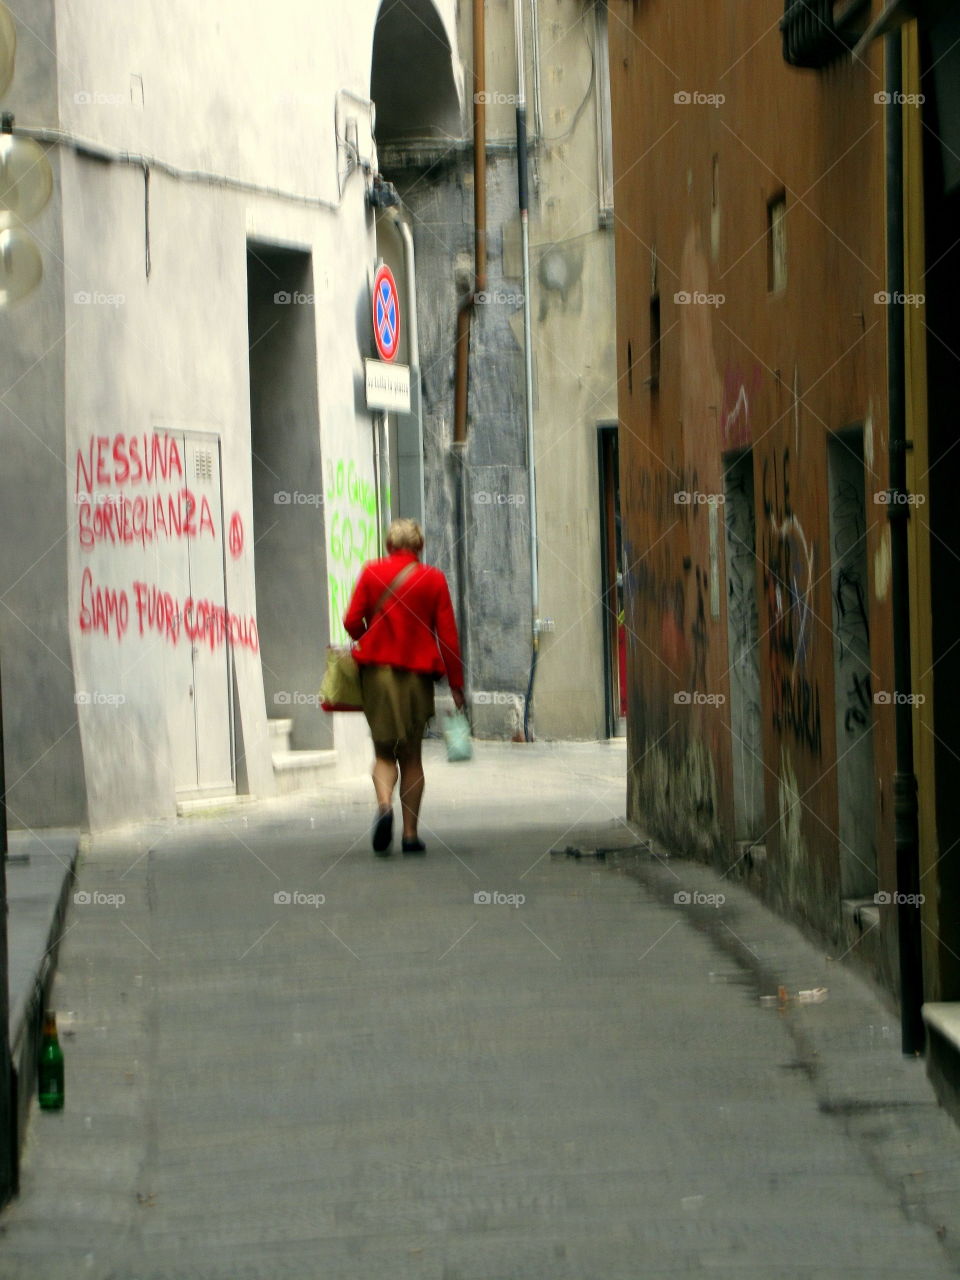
[0,670,16,1204]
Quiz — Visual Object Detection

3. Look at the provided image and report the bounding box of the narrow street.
[2,0,960,1274]
[2,742,959,1279]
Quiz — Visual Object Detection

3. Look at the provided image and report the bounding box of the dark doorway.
[921,15,960,997]
[246,242,330,750]
[723,449,764,841]
[827,428,876,899]
[599,424,625,738]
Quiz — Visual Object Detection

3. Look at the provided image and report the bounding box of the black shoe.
[401,838,426,854]
[372,808,393,855]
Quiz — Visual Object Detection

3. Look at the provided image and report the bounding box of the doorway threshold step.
[841,896,880,932]
[176,793,252,817]
[272,749,338,795]
[923,1004,960,1129]
[267,717,294,746]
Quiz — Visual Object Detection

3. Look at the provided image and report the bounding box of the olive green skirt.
[359,664,435,746]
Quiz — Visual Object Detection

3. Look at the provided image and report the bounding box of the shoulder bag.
[319,562,418,711]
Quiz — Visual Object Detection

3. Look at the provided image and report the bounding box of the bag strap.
[370,561,418,622]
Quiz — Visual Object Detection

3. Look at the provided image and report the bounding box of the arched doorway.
[371,0,462,145]
[368,0,464,531]
[369,0,467,688]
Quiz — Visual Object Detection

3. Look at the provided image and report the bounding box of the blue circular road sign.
[372,263,401,363]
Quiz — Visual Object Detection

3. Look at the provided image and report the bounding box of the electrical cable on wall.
[539,10,596,144]
[14,118,370,213]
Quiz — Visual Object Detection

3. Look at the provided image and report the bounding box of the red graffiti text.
[79,567,130,641]
[77,488,216,551]
[75,432,183,496]
[79,570,259,654]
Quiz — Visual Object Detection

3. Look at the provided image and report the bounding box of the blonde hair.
[386,517,424,553]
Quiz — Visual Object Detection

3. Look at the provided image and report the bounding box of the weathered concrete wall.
[0,2,85,828]
[393,155,533,711]
[384,0,620,740]
[608,0,895,968]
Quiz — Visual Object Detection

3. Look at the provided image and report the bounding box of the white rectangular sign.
[365,359,411,413]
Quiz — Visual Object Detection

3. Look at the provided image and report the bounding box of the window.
[594,1,615,226]
[781,0,871,70]
[768,193,787,293]
[648,295,661,390]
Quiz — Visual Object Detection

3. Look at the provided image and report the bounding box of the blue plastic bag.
[443,710,473,762]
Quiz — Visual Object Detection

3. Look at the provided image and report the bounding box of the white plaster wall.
[50,0,459,824]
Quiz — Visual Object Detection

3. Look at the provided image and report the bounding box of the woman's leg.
[396,737,425,839]
[372,744,398,810]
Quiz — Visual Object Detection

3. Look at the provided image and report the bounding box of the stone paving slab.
[6,830,78,1039]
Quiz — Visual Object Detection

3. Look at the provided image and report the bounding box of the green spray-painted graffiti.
[325,457,389,644]
[326,457,377,520]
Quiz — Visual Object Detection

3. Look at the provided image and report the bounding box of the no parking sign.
[372,263,401,363]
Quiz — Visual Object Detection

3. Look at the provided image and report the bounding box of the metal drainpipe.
[373,409,387,546]
[454,0,487,449]
[529,0,543,142]
[885,28,924,1055]
[451,0,487,705]
[0,674,14,1205]
[389,210,426,527]
[515,0,539,741]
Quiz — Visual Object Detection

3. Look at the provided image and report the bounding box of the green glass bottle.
[38,1010,64,1110]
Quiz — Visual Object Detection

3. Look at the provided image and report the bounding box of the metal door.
[174,431,235,796]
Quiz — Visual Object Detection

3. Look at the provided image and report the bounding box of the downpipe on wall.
[515,0,540,742]
[388,208,426,527]
[452,0,488,710]
[453,0,487,451]
[885,29,924,1056]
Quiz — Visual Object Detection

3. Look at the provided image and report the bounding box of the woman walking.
[344,518,465,855]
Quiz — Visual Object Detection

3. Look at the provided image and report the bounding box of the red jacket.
[343,550,464,690]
